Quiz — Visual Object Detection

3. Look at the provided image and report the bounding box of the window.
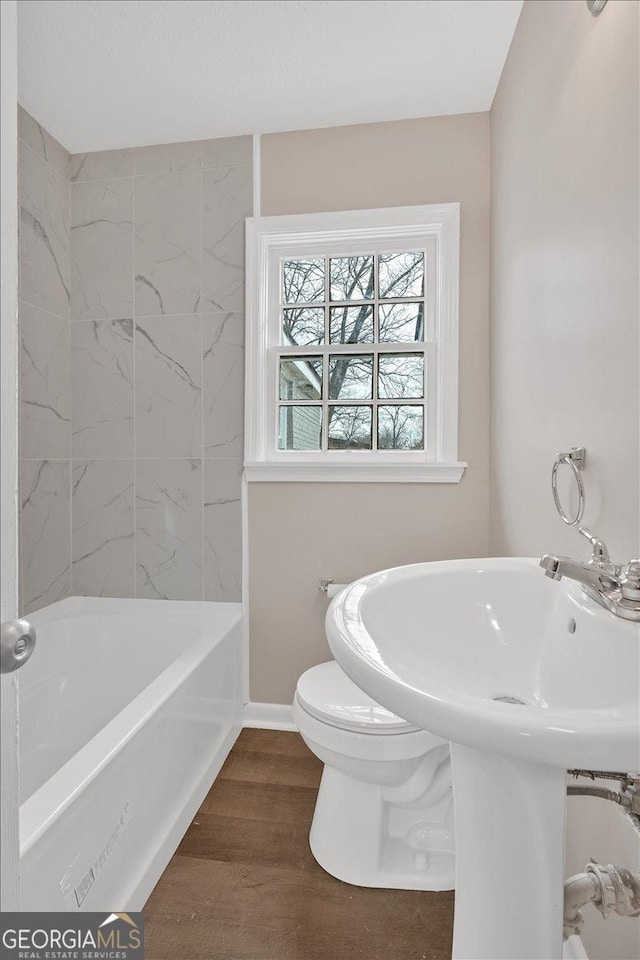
[245,204,465,482]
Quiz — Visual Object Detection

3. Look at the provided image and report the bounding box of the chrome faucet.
[540,554,619,594]
[540,537,640,623]
[543,445,640,621]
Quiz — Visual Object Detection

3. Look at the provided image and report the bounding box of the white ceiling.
[18,0,523,153]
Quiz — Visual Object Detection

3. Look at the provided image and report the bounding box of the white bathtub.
[19,596,243,911]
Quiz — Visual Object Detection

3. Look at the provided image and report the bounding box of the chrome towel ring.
[552,447,586,527]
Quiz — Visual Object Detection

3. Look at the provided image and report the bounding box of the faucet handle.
[620,560,640,602]
[590,539,611,566]
[578,526,611,566]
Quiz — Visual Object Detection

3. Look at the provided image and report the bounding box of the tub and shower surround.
[18,109,72,614]
[20,597,243,910]
[18,107,251,612]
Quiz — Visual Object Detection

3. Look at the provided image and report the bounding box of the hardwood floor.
[144,728,454,960]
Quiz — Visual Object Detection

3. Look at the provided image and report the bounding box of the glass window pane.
[282,307,325,346]
[329,354,373,400]
[329,305,374,344]
[279,356,323,400]
[378,405,424,450]
[282,258,325,304]
[378,353,424,399]
[278,405,322,450]
[379,302,424,343]
[328,406,372,450]
[379,252,424,299]
[330,256,374,301]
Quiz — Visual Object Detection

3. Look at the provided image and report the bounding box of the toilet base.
[309,764,455,891]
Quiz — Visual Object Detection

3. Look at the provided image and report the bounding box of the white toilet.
[293,660,455,891]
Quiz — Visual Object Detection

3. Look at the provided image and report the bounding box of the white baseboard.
[563,935,588,960]
[244,701,296,731]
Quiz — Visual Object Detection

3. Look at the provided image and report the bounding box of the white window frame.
[244,203,465,483]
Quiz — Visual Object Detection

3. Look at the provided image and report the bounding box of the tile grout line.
[17,132,22,610]
[17,145,23,612]
[18,295,72,324]
[69,310,228,322]
[242,133,261,697]
[201,143,206,602]
[19,135,69,190]
[132,149,137,600]
[69,173,133,186]
[68,166,73,599]
[22,455,239,462]
[66,159,251,186]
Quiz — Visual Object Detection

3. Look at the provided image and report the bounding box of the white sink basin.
[326,557,639,772]
[326,558,640,960]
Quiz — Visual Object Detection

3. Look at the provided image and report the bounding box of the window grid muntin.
[278,251,427,453]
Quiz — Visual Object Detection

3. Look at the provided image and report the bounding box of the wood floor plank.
[144,729,454,960]
[218,746,322,789]
[177,811,318,870]
[235,728,314,759]
[144,910,452,960]
[197,778,318,825]
[145,855,453,938]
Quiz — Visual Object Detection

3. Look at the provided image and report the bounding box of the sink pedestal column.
[450,743,567,960]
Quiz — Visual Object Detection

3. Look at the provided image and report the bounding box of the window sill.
[244,461,467,483]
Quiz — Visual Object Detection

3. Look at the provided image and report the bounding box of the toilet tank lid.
[296,661,418,733]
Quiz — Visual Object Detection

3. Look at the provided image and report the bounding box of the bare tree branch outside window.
[279,252,426,451]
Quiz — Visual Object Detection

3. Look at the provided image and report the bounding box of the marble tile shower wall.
[19,108,72,614]
[18,107,250,612]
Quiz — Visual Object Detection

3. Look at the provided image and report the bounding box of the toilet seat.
[296,661,419,734]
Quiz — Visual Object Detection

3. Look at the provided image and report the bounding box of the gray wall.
[490,3,639,959]
[19,107,250,611]
[490,0,639,563]
[251,113,490,703]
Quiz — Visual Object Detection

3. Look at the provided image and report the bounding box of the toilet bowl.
[293,661,455,891]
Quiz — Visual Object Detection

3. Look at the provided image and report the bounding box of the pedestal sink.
[325,558,640,960]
